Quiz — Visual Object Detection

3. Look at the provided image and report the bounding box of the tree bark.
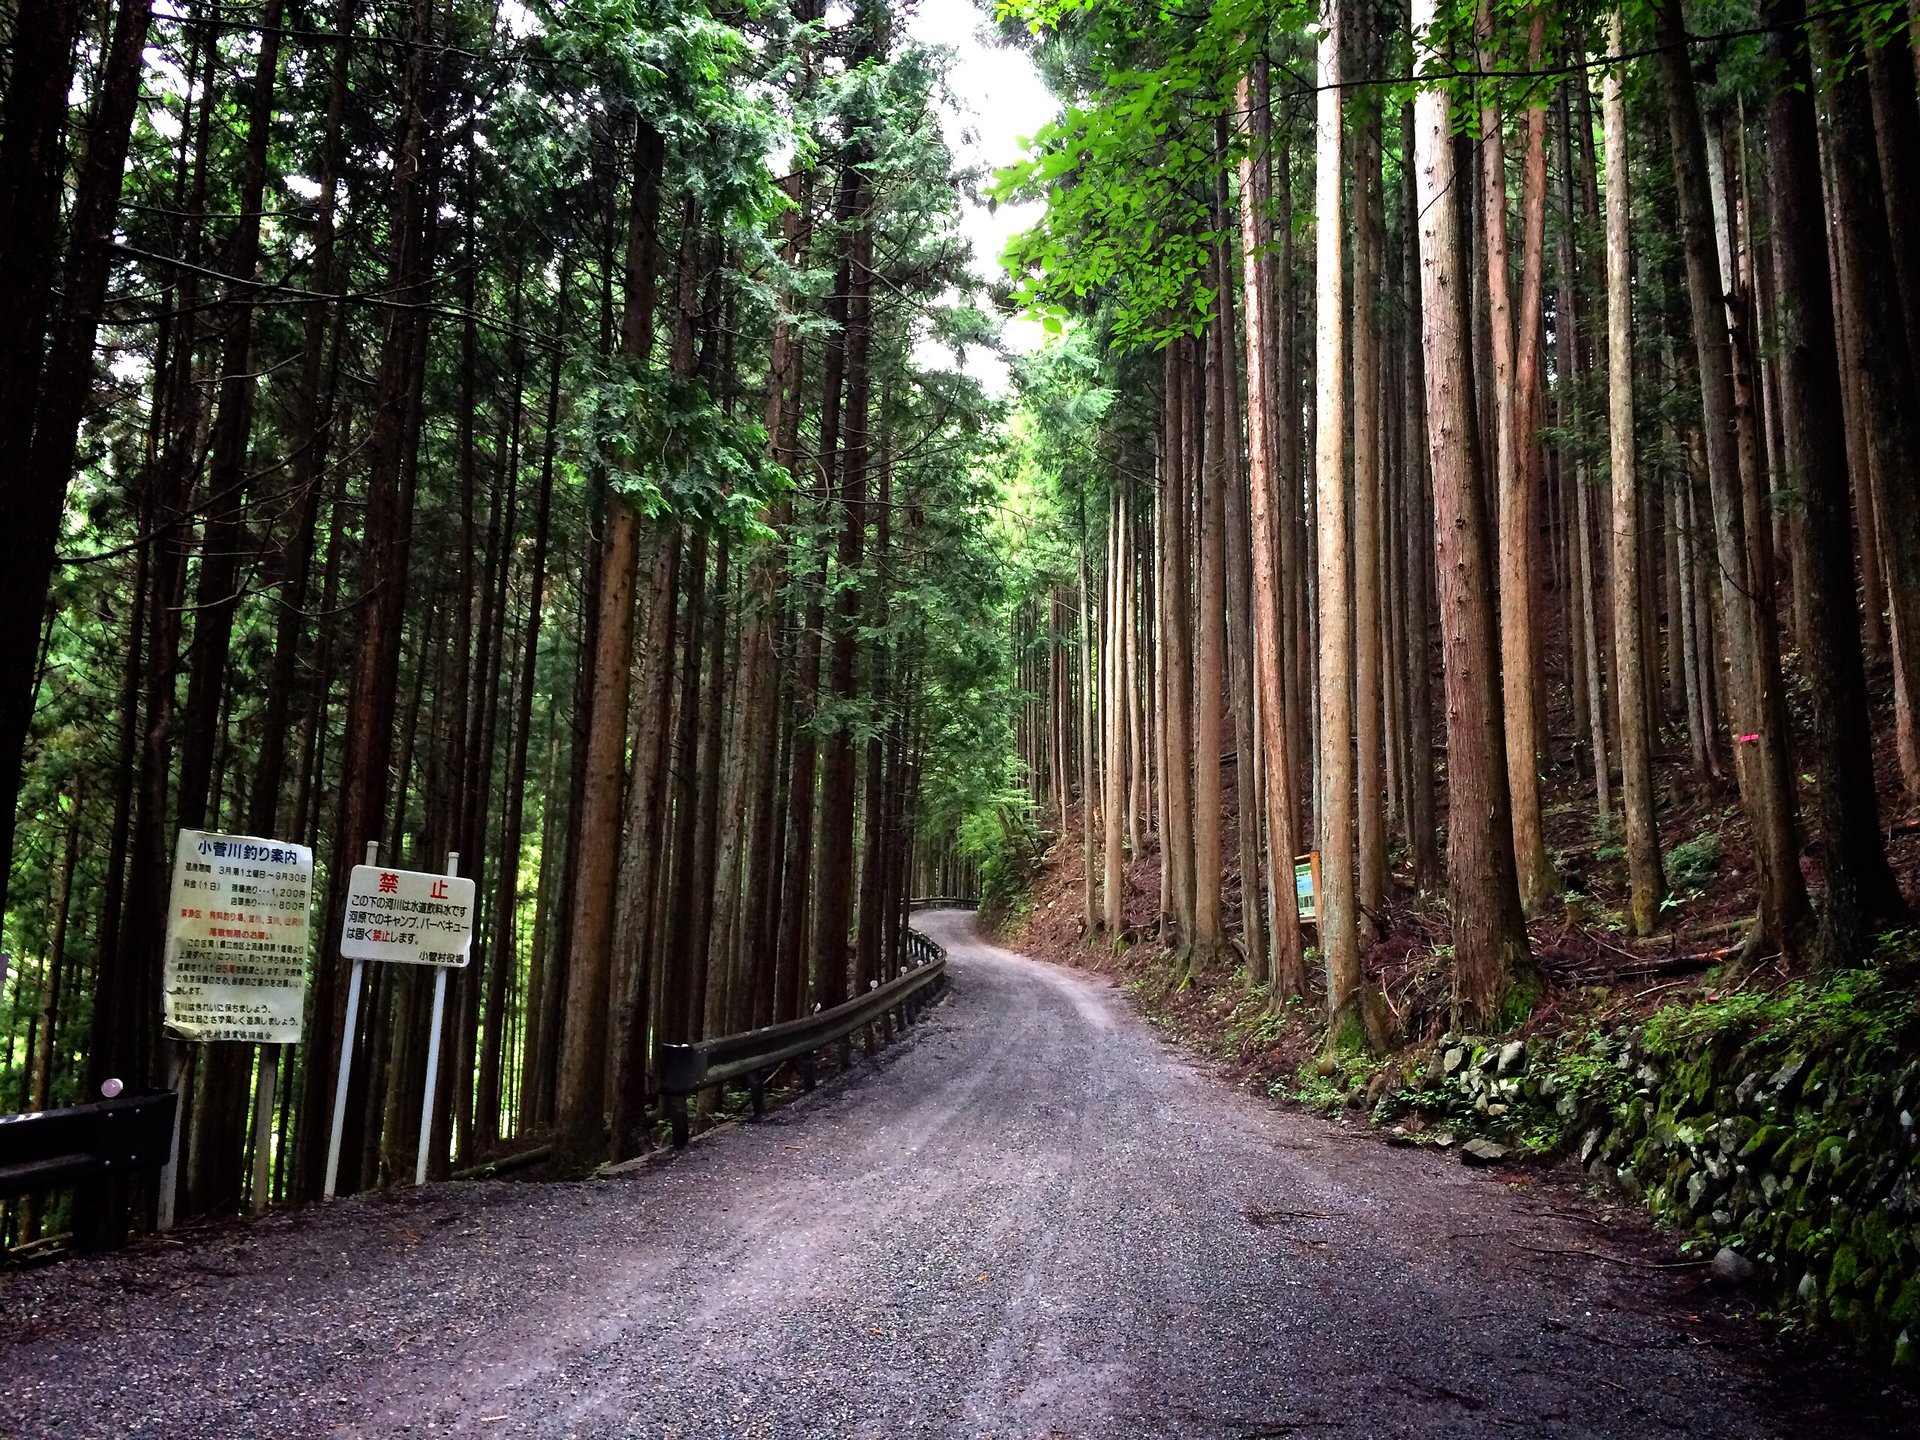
[295,0,438,1198]
[1763,0,1910,966]
[1102,491,1127,936]
[1490,5,1558,915]
[1602,11,1666,937]
[1239,63,1308,1000]
[1352,79,1389,934]
[551,119,665,1174]
[1412,0,1538,1026]
[1653,0,1810,954]
[1820,22,1920,815]
[810,127,877,1013]
[1315,3,1364,1039]
[1158,350,1197,947]
[0,0,91,925]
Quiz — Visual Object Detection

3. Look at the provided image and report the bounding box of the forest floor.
[2,911,1909,1438]
[1006,653,1920,1094]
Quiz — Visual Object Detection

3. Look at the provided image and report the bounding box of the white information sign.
[340,864,476,966]
[163,829,313,1043]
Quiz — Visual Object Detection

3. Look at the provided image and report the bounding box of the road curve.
[0,913,1895,1438]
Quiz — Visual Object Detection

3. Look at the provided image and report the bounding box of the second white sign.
[340,864,476,966]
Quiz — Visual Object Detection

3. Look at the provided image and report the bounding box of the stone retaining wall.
[1379,970,1920,1371]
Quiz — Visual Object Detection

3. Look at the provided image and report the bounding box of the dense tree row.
[994,0,1920,1038]
[0,0,1017,1244]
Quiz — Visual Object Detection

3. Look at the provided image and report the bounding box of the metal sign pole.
[414,852,458,1187]
[154,1043,188,1231]
[249,1045,279,1214]
[324,840,378,1200]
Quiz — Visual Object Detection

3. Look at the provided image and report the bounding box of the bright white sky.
[904,0,1055,394]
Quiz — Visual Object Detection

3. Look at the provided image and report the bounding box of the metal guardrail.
[0,1089,179,1201]
[907,895,978,911]
[656,930,954,1148]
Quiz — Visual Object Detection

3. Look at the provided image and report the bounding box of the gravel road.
[1,912,1906,1438]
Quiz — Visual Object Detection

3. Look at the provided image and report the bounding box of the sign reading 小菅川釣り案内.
[164,830,313,1044]
[340,865,476,967]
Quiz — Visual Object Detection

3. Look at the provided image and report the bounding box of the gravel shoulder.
[1,911,1907,1439]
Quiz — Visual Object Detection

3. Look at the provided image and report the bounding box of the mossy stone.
[1829,1243,1861,1294]
[1891,1273,1920,1327]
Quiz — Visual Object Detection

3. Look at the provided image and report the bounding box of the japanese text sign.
[341,865,475,967]
[164,829,313,1043]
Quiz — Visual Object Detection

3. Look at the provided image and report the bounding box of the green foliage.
[961,798,1045,916]
[565,360,785,536]
[1665,828,1723,893]
[989,0,1277,347]
[1642,943,1918,1059]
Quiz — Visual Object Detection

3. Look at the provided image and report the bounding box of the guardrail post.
[668,1093,690,1149]
[799,1057,815,1091]
[749,1069,766,1118]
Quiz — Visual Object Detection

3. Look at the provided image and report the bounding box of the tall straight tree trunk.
[551,119,664,1175]
[1314,2,1364,1040]
[1102,493,1127,936]
[1555,82,1614,834]
[1654,0,1808,954]
[28,0,160,1109]
[661,533,709,1048]
[1714,110,1806,953]
[1351,25,1388,934]
[1490,5,1558,915]
[811,125,878,1012]
[1763,0,1911,966]
[1412,0,1538,1026]
[855,427,896,994]
[1239,61,1308,1000]
[477,328,561,1151]
[1820,23,1920,814]
[1079,505,1100,935]
[687,540,730,1033]
[1212,123,1264,982]
[296,0,438,1198]
[1400,101,1440,890]
[709,197,807,1035]
[1159,353,1197,946]
[1602,11,1665,937]
[176,0,286,835]
[1867,21,1920,412]
[777,600,829,1018]
[181,0,295,1215]
[0,0,139,928]
[1125,489,1150,859]
[0,0,87,505]
[22,782,83,1237]
[1191,324,1229,965]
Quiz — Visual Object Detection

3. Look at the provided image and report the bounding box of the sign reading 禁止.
[164,830,313,1043]
[340,865,476,966]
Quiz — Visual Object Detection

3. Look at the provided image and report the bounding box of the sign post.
[326,849,475,1197]
[323,841,378,1201]
[249,1046,279,1215]
[414,854,458,1187]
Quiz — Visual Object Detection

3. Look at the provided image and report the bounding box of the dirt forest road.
[1,912,1906,1439]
